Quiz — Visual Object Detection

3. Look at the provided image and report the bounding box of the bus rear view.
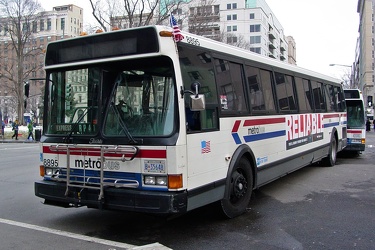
[344,89,366,154]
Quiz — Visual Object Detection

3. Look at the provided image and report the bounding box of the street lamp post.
[329,63,352,68]
[329,63,354,88]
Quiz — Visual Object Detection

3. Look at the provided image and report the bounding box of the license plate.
[144,160,165,173]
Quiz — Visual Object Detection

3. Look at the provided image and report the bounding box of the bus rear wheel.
[323,136,337,167]
[221,158,253,218]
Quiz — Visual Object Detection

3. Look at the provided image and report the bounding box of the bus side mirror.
[190,81,205,111]
[190,94,205,111]
[180,81,206,110]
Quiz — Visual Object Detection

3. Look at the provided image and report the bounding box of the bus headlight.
[144,175,167,186]
[45,167,54,176]
[44,167,59,177]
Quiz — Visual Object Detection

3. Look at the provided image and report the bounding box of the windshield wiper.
[63,107,90,143]
[110,102,139,144]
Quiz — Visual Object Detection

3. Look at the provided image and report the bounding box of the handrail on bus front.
[48,144,139,201]
[48,144,139,161]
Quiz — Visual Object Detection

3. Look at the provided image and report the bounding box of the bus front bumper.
[343,143,365,152]
[35,180,187,214]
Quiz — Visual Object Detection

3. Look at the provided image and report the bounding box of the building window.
[61,18,65,30]
[233,25,237,31]
[40,19,44,31]
[250,47,261,54]
[250,24,261,32]
[227,3,237,9]
[227,36,238,43]
[47,18,51,30]
[250,36,261,44]
[227,14,237,21]
[250,13,255,19]
[227,26,232,32]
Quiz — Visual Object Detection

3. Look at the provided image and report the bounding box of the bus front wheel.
[221,158,253,218]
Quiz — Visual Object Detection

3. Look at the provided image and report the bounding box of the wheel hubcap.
[233,171,248,199]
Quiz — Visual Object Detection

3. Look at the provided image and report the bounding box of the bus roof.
[45,25,341,85]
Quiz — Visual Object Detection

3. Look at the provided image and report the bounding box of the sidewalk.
[0,138,39,143]
[1,125,41,143]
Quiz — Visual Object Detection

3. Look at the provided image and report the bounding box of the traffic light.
[24,82,29,98]
[368,96,373,107]
[66,84,72,97]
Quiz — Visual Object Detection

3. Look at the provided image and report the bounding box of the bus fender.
[225,144,257,195]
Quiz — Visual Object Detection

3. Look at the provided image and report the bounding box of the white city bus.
[344,89,366,154]
[35,25,347,218]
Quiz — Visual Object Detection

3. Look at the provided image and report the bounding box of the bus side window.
[295,77,313,112]
[274,72,298,113]
[178,45,219,133]
[324,84,335,112]
[259,69,276,113]
[214,59,247,114]
[311,81,326,112]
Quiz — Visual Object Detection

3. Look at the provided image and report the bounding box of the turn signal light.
[39,165,44,177]
[168,174,183,189]
[159,31,173,37]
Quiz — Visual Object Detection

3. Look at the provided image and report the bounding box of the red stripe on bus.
[232,120,241,133]
[42,146,167,158]
[244,117,285,126]
[324,114,340,119]
[347,130,362,134]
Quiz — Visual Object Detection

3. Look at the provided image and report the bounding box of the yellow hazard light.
[362,138,366,144]
[159,30,173,37]
[168,174,183,189]
[39,165,45,177]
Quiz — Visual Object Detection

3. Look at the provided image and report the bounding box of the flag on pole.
[169,13,184,42]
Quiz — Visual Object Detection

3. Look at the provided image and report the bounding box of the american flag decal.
[201,140,211,154]
[169,13,184,42]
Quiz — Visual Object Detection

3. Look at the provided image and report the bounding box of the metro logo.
[286,114,323,141]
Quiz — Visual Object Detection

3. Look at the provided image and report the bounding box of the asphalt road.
[0,133,374,250]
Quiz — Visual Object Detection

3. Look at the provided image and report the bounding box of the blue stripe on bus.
[243,130,286,143]
[232,133,242,144]
[324,122,340,128]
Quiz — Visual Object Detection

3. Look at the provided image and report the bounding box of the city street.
[0,133,374,249]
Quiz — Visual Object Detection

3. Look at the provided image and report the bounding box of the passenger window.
[274,72,297,113]
[178,45,219,132]
[244,66,275,113]
[295,77,313,112]
[214,59,247,114]
[324,84,335,112]
[311,81,326,111]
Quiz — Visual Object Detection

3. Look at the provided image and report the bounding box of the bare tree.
[219,32,251,50]
[88,0,184,32]
[0,0,43,123]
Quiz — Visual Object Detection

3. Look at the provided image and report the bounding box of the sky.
[38,0,359,79]
[265,0,359,78]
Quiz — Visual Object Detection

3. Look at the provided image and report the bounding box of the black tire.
[221,158,253,218]
[322,136,337,167]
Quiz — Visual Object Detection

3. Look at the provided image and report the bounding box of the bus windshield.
[45,56,176,138]
[346,100,365,129]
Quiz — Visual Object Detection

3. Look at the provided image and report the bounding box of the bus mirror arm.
[179,82,205,111]
[180,81,201,98]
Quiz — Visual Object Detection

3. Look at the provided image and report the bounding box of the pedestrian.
[366,118,371,132]
[1,120,4,138]
[27,120,34,141]
[11,119,19,140]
